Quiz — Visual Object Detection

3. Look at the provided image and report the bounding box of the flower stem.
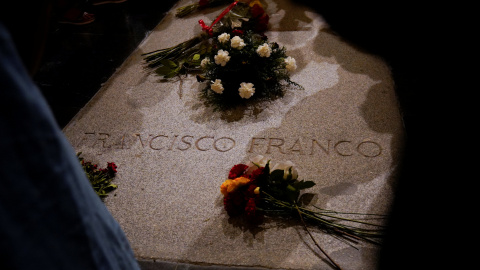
[294,203,342,270]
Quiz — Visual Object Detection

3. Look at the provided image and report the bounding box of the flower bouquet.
[142,0,301,108]
[220,155,385,270]
[78,153,118,199]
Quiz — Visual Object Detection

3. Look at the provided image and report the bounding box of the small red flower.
[107,162,117,173]
[224,192,245,217]
[228,164,248,179]
[248,167,265,182]
[231,29,244,36]
[245,197,263,224]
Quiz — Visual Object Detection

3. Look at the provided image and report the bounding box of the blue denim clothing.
[0,22,140,270]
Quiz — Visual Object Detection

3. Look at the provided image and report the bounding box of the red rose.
[228,164,248,179]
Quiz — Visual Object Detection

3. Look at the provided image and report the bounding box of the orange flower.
[249,0,263,8]
[220,177,251,196]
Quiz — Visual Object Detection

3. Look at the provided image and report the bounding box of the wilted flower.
[285,56,297,72]
[238,82,255,99]
[214,49,231,66]
[211,79,224,94]
[256,43,272,57]
[217,33,230,44]
[231,36,246,50]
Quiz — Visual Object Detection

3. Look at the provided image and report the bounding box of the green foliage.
[200,30,302,109]
[257,161,315,205]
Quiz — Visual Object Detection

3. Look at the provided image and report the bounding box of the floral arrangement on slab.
[78,153,118,199]
[220,155,385,270]
[142,0,301,108]
[197,30,300,108]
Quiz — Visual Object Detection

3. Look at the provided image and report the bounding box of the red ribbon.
[199,1,239,37]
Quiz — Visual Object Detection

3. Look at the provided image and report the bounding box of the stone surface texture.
[63,0,404,269]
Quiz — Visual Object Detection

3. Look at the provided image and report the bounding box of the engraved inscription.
[78,132,236,153]
[248,137,382,157]
[77,132,382,157]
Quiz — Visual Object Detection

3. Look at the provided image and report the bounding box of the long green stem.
[261,192,384,242]
[294,203,342,270]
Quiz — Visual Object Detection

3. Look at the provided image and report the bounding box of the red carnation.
[231,29,244,36]
[245,197,263,224]
[224,191,245,217]
[245,184,258,199]
[228,164,248,179]
[248,167,265,182]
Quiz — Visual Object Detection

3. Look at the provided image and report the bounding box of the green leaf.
[160,59,178,68]
[192,54,200,61]
[292,180,316,190]
[286,184,300,203]
[270,169,285,183]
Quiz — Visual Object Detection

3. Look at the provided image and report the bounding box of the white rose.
[271,161,298,180]
[238,82,255,99]
[210,79,224,94]
[246,155,269,174]
[231,36,246,50]
[217,33,230,44]
[285,56,297,72]
[200,57,210,68]
[214,50,230,66]
[256,43,272,57]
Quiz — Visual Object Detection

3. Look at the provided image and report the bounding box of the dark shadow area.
[290,1,451,269]
[3,0,177,128]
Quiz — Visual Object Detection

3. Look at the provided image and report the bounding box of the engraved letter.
[135,133,149,148]
[214,137,236,152]
[357,141,382,157]
[168,135,178,150]
[310,139,330,155]
[93,133,111,148]
[149,135,168,150]
[334,141,353,156]
[78,131,95,147]
[248,137,265,153]
[287,138,304,155]
[195,136,214,151]
[266,138,285,154]
[177,135,193,151]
